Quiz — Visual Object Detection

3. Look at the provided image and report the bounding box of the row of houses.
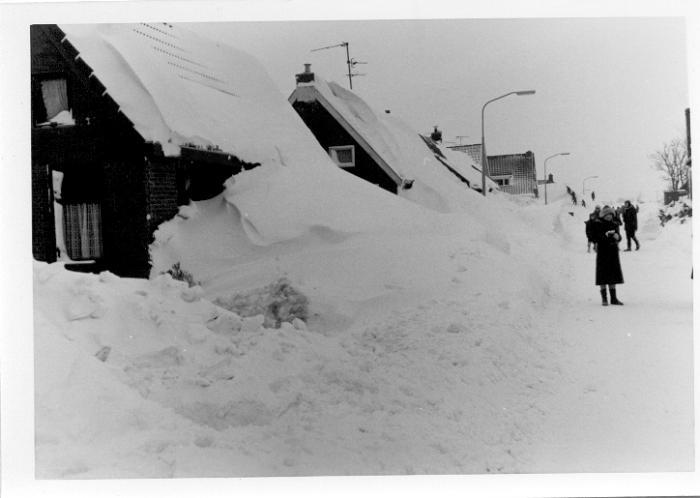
[31,23,541,278]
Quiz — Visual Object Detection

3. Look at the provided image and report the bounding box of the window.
[329,146,356,168]
[32,75,75,127]
[59,166,104,261]
[492,175,512,187]
[63,203,103,260]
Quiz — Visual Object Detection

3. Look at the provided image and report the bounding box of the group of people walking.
[584,200,641,306]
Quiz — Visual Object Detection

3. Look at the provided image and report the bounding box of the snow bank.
[34,187,693,478]
[34,245,566,477]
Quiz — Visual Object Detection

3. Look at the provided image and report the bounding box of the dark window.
[63,203,103,260]
[32,75,74,126]
[59,165,104,260]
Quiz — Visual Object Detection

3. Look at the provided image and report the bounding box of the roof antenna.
[311,42,366,89]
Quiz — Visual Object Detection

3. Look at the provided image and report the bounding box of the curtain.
[63,204,103,260]
[41,79,69,121]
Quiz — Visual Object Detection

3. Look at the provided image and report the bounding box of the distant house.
[448,144,538,195]
[31,24,260,277]
[288,65,497,197]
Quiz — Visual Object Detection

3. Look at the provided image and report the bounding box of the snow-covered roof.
[289,75,498,209]
[57,23,312,163]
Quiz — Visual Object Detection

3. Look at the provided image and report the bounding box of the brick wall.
[32,163,56,263]
[146,158,181,234]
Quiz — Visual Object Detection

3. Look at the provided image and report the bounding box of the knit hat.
[594,205,601,210]
[600,206,615,218]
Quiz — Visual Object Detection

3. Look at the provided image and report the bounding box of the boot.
[600,288,608,306]
[610,289,624,306]
[635,239,640,251]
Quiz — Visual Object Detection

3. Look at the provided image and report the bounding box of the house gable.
[31,25,174,278]
[487,151,537,195]
[290,90,400,193]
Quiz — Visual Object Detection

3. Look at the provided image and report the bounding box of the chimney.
[295,64,315,85]
[430,126,442,143]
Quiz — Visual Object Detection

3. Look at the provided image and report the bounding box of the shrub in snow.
[161,262,200,288]
[658,198,692,226]
[214,278,309,329]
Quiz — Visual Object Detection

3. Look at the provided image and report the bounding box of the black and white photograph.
[1,1,698,497]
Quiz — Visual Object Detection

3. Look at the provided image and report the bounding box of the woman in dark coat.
[591,206,624,306]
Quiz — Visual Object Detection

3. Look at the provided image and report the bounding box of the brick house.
[31,24,258,278]
[288,65,496,197]
[448,144,538,195]
[288,65,408,194]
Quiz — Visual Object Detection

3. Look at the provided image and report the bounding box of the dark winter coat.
[622,205,638,232]
[591,218,624,286]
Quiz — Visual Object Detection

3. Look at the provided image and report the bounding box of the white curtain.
[41,79,69,121]
[63,204,103,260]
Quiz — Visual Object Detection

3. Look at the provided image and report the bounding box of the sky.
[2,1,698,203]
[187,15,691,202]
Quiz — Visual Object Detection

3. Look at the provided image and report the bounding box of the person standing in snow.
[591,206,624,306]
[587,205,602,252]
[622,200,641,251]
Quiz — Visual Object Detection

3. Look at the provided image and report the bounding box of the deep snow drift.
[33,189,694,483]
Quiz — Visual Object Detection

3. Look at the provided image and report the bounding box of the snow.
[312,76,499,212]
[32,194,694,486]
[19,22,697,498]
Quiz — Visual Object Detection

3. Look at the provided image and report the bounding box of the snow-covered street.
[524,210,694,473]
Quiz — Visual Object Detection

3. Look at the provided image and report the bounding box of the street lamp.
[481,90,536,196]
[582,175,598,200]
[543,152,570,205]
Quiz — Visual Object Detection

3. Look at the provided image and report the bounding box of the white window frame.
[491,175,513,186]
[329,145,356,168]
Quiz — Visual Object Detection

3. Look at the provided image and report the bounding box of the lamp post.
[481,90,536,196]
[543,152,570,205]
[582,175,598,200]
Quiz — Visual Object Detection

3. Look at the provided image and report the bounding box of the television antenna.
[311,42,366,89]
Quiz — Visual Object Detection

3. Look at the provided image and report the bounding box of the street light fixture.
[543,152,570,205]
[481,90,536,196]
[582,175,599,200]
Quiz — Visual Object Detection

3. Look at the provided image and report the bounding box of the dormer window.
[492,175,513,187]
[329,145,355,168]
[32,75,75,127]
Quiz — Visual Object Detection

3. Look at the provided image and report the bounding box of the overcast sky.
[3,1,698,203]
[188,14,692,201]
